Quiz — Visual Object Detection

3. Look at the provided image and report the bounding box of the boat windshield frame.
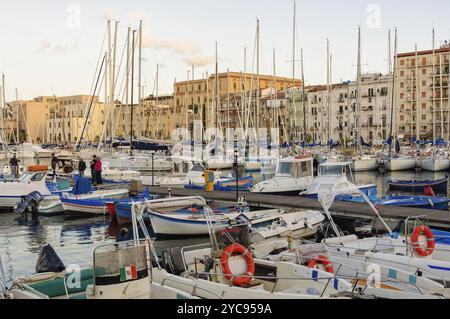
[275,160,313,179]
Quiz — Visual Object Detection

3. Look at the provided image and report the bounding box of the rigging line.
[76,54,107,150]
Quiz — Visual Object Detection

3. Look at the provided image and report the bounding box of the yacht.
[301,162,377,199]
[251,157,314,196]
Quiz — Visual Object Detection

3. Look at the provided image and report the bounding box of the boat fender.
[411,226,435,257]
[308,255,334,273]
[220,244,255,286]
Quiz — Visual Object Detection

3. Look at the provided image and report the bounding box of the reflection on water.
[0,169,449,282]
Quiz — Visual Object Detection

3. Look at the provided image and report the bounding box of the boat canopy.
[318,162,352,177]
[276,159,313,179]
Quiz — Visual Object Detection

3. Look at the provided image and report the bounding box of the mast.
[185,70,190,137]
[111,20,118,146]
[272,49,276,130]
[126,27,131,141]
[215,42,219,133]
[440,49,444,140]
[256,18,261,155]
[292,1,297,142]
[356,26,362,152]
[1,74,6,146]
[301,48,307,144]
[388,28,398,158]
[386,29,392,142]
[243,47,247,133]
[432,28,436,145]
[326,39,331,148]
[138,20,143,138]
[130,30,136,157]
[15,88,19,145]
[227,69,230,130]
[415,45,420,141]
[155,64,160,139]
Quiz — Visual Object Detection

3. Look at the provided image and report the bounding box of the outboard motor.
[160,247,186,276]
[15,191,44,224]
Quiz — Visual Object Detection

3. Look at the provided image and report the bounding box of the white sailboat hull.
[385,158,416,171]
[351,158,379,172]
[420,158,450,172]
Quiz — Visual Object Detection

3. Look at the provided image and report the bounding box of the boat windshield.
[276,161,312,178]
[191,164,205,172]
[319,165,345,176]
[93,243,148,285]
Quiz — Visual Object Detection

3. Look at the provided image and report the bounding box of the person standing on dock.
[78,158,87,177]
[90,156,97,184]
[94,157,103,185]
[9,153,20,178]
[51,153,58,179]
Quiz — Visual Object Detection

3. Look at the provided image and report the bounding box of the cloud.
[35,38,78,55]
[142,32,213,67]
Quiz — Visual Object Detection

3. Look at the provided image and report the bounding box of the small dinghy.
[387,175,448,195]
[61,189,130,216]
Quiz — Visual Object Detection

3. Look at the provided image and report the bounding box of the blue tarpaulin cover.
[72,176,93,195]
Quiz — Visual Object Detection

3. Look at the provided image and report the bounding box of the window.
[422,57,427,65]
[422,69,427,75]
[400,93,404,99]
[422,80,427,86]
[422,103,426,109]
[422,92,426,98]
[400,82,404,88]
[422,114,426,120]
[400,60,405,66]
[400,71,405,77]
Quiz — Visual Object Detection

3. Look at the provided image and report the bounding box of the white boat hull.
[385,158,416,171]
[351,158,379,172]
[420,158,450,172]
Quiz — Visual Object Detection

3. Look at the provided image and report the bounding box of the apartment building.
[395,45,450,141]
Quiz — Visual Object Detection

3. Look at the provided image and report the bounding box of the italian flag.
[120,265,138,282]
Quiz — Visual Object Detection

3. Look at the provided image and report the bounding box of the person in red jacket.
[94,157,103,185]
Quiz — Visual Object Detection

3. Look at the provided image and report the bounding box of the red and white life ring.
[220,244,255,286]
[411,226,435,257]
[308,255,334,273]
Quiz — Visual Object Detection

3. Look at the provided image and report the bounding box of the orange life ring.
[220,244,255,286]
[308,255,334,273]
[411,226,435,257]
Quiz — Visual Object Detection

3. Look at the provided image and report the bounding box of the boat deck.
[148,187,450,230]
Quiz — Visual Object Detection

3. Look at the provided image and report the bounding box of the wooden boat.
[387,175,448,195]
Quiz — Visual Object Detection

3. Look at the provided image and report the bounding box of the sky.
[0,0,449,101]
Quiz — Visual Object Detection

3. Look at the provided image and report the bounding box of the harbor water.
[0,166,449,283]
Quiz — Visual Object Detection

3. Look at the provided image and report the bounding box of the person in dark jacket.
[9,153,20,178]
[90,156,97,184]
[78,158,87,177]
[51,153,59,178]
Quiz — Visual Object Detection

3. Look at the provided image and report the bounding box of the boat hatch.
[276,160,313,179]
[93,242,149,286]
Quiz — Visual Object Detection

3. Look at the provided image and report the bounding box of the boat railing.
[159,276,224,299]
[291,254,431,296]
[325,245,449,287]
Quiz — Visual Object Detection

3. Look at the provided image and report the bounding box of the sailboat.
[351,27,379,172]
[384,29,417,172]
[420,32,450,172]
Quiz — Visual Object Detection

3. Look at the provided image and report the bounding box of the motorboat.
[150,163,221,189]
[251,157,314,196]
[103,155,172,172]
[0,165,53,209]
[301,162,377,199]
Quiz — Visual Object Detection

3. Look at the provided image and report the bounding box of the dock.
[149,187,450,230]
